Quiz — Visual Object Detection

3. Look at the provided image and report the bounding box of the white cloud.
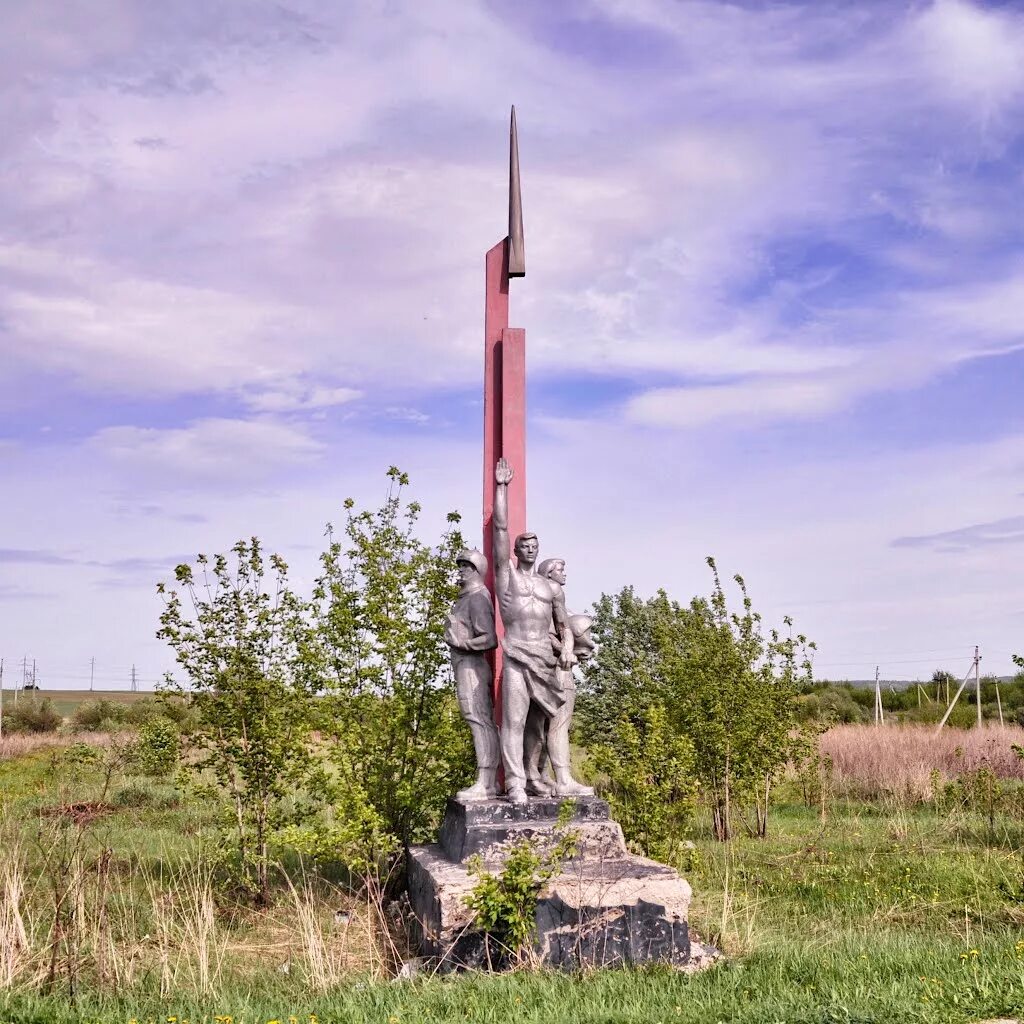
[626,377,840,428]
[243,383,361,413]
[3,0,1024,681]
[89,417,325,486]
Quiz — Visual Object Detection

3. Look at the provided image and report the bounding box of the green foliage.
[70,696,195,733]
[574,587,684,747]
[134,717,180,776]
[157,538,322,904]
[795,686,865,724]
[51,735,142,802]
[666,559,816,840]
[579,560,816,844]
[153,468,475,895]
[465,805,579,966]
[308,467,473,848]
[70,698,128,731]
[590,703,696,861]
[111,780,180,810]
[4,697,62,733]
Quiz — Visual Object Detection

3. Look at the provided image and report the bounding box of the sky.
[1,0,1023,691]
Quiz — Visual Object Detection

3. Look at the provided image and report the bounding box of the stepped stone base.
[408,796,695,970]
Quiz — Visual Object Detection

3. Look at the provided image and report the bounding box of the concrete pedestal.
[408,796,697,970]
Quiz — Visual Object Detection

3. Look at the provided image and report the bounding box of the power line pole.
[130,665,137,693]
[874,665,884,725]
[974,645,982,728]
[935,655,977,734]
[31,658,37,690]
[90,657,95,692]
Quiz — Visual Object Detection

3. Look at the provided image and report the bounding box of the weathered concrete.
[439,795,623,864]
[408,796,697,970]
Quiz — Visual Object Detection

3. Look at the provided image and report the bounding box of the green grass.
[1,689,155,719]
[3,748,1024,1023]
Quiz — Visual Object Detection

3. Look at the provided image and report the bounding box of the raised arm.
[493,457,513,574]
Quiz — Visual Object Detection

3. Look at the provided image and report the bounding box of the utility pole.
[874,665,884,725]
[90,657,95,692]
[974,645,982,728]
[130,665,138,693]
[32,658,37,690]
[935,655,978,734]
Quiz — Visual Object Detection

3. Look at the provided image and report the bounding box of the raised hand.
[495,457,514,485]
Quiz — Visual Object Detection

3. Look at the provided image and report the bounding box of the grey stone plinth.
[439,796,625,865]
[408,798,696,970]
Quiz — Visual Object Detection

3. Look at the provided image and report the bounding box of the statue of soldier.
[444,547,500,800]
[492,457,574,803]
[522,558,595,798]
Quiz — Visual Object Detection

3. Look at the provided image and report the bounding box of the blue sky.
[2,0,1023,689]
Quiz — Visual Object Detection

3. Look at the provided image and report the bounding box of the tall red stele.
[482,107,527,726]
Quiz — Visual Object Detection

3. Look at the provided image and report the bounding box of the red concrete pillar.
[482,238,526,727]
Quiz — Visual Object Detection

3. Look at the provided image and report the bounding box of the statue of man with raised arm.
[492,457,574,803]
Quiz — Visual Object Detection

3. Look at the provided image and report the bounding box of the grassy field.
[3,728,1024,1023]
[0,690,156,719]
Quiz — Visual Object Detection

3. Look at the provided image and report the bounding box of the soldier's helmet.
[455,547,488,577]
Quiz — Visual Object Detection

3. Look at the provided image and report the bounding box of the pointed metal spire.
[507,105,525,278]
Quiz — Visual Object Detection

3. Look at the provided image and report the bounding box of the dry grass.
[0,732,114,761]
[820,723,1024,800]
[0,814,397,1001]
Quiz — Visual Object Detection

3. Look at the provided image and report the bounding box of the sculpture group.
[446,457,594,803]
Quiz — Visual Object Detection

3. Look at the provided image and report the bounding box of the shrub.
[5,698,62,733]
[112,780,181,809]
[71,699,130,731]
[112,780,156,807]
[135,717,180,776]
[590,703,696,862]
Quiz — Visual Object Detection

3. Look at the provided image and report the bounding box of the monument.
[407,108,698,970]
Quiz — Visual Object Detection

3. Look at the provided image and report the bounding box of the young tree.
[580,560,815,845]
[157,540,320,904]
[665,559,816,840]
[575,587,686,747]
[309,467,474,849]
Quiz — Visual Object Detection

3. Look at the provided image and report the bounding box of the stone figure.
[445,547,500,800]
[492,457,574,803]
[522,558,595,798]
